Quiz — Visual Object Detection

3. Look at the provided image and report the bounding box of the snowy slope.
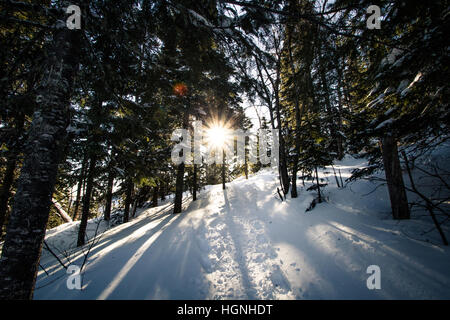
[35,158,450,299]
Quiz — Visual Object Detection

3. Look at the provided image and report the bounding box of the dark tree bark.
[381,135,410,220]
[72,154,87,220]
[222,150,226,190]
[131,198,138,218]
[275,98,290,196]
[315,166,322,203]
[287,40,301,199]
[0,27,80,300]
[291,163,298,198]
[244,148,249,180]
[123,178,133,222]
[77,154,97,247]
[0,155,18,233]
[318,38,344,161]
[0,113,25,232]
[104,168,114,221]
[173,162,185,214]
[160,181,166,201]
[152,185,159,207]
[273,43,291,196]
[173,111,189,214]
[320,64,343,159]
[193,164,198,201]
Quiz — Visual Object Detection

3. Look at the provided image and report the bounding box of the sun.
[206,124,230,150]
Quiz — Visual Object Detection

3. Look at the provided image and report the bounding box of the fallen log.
[51,198,73,223]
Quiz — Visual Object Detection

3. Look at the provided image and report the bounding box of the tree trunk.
[276,122,290,196]
[254,53,288,194]
[152,185,159,207]
[77,154,97,247]
[173,111,189,214]
[173,162,185,214]
[160,181,166,201]
[286,27,303,199]
[222,150,226,190]
[131,198,138,218]
[318,39,343,161]
[315,166,322,203]
[123,178,133,222]
[51,198,73,223]
[0,27,80,300]
[291,163,298,198]
[274,87,290,195]
[0,113,25,232]
[193,164,198,201]
[72,155,87,220]
[244,149,249,179]
[104,168,114,221]
[381,135,410,219]
[0,155,18,233]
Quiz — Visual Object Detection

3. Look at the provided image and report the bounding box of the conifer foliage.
[0,0,448,299]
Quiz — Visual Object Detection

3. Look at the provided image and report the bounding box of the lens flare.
[173,83,188,96]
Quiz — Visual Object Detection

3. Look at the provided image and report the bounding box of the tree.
[335,0,449,220]
[0,23,81,299]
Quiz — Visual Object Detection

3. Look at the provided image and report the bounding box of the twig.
[276,187,284,201]
[401,151,448,246]
[39,263,49,276]
[331,165,341,188]
[43,240,68,269]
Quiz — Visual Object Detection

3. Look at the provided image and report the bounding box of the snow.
[34,157,450,299]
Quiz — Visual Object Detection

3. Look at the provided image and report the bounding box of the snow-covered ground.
[35,157,450,299]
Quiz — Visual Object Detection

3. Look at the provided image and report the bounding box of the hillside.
[35,156,450,299]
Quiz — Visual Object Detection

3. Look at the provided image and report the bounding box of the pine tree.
[0,20,81,299]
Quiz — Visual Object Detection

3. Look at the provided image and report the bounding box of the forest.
[0,0,449,300]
